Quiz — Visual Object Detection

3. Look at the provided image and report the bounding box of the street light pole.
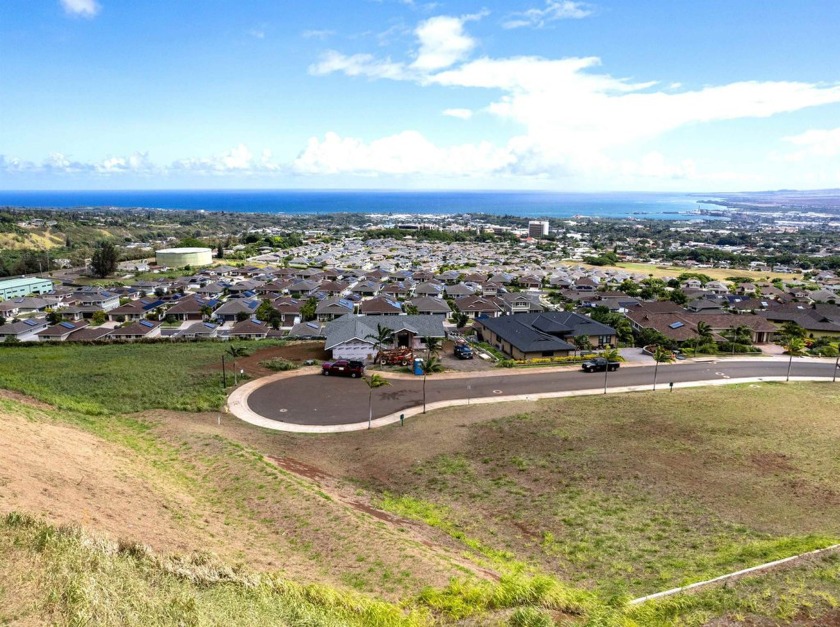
[603,363,609,395]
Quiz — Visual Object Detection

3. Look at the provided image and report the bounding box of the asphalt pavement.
[243,358,839,428]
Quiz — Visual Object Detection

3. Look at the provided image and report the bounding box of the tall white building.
[528,220,549,238]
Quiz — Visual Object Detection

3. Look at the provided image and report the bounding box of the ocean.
[0,189,717,220]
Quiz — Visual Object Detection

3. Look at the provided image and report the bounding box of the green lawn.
[0,341,282,414]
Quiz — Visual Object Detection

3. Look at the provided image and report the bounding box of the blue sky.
[2,0,840,191]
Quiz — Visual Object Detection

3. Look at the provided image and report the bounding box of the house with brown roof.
[453,295,503,318]
[37,320,90,342]
[359,296,403,316]
[229,318,269,339]
[107,319,162,341]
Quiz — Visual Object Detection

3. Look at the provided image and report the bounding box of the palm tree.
[694,321,712,355]
[363,373,391,430]
[366,324,394,362]
[725,324,753,355]
[652,345,675,391]
[420,355,444,414]
[600,346,623,394]
[784,337,806,382]
[780,321,806,342]
[573,335,592,357]
[423,335,442,357]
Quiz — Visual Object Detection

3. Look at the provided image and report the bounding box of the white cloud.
[306,12,840,183]
[0,145,289,180]
[502,1,594,29]
[411,15,477,71]
[309,51,407,80]
[292,131,515,177]
[59,0,100,18]
[302,29,335,40]
[442,108,473,119]
[781,127,840,162]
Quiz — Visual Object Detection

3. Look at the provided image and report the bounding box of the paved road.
[246,359,839,427]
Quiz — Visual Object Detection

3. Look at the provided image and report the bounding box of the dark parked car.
[580,357,620,373]
[453,344,474,359]
[321,360,365,378]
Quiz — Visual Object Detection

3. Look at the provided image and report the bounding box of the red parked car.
[321,360,365,378]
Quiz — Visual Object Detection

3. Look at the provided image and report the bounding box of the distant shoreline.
[0,189,716,221]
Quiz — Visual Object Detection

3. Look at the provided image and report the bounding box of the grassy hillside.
[2,344,840,625]
[0,341,288,414]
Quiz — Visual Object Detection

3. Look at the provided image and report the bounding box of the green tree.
[366,324,394,359]
[255,298,277,322]
[420,355,444,413]
[573,334,592,356]
[363,373,391,430]
[91,310,106,325]
[652,345,675,391]
[600,346,623,394]
[453,312,470,329]
[779,321,806,342]
[90,241,118,278]
[423,335,442,357]
[300,296,318,322]
[724,324,753,355]
[784,337,806,382]
[669,288,688,305]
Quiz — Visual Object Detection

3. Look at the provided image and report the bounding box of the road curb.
[227,373,838,434]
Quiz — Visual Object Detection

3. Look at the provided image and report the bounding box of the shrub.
[259,358,299,371]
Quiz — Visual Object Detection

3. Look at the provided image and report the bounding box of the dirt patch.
[209,341,330,378]
[268,455,332,483]
[750,451,796,474]
[0,409,203,556]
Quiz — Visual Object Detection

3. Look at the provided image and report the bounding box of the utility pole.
[834,354,839,383]
[221,354,227,388]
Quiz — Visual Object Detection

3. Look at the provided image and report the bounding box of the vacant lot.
[0,340,300,414]
[255,383,840,621]
[577,260,800,282]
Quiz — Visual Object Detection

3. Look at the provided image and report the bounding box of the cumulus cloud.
[310,13,481,79]
[292,131,515,177]
[781,127,840,161]
[310,13,840,181]
[59,0,100,18]
[502,1,595,29]
[0,146,289,180]
[411,15,476,71]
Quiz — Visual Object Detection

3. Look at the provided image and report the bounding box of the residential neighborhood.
[2,231,839,363]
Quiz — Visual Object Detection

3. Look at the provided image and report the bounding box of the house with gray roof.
[407,296,452,317]
[0,317,49,342]
[476,312,616,360]
[324,314,447,362]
